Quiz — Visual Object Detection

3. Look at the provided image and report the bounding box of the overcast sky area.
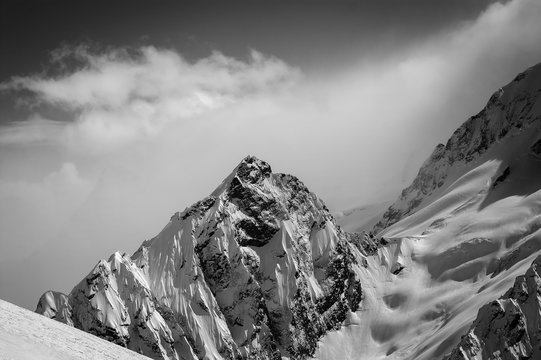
[1,0,541,309]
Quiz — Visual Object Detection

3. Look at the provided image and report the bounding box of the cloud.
[310,0,541,203]
[1,46,300,152]
[7,46,298,109]
[0,162,92,263]
[0,116,64,145]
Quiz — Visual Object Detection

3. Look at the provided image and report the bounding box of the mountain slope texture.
[323,62,541,359]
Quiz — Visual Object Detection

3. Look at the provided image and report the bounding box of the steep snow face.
[39,253,180,360]
[447,255,541,360]
[373,63,541,235]
[37,156,366,360]
[314,185,541,360]
[0,299,151,360]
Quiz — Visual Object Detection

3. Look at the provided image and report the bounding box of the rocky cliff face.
[373,64,541,234]
[447,255,541,360]
[36,156,366,360]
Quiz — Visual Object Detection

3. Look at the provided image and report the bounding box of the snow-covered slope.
[313,62,541,359]
[36,156,366,360]
[0,299,151,360]
[373,63,541,235]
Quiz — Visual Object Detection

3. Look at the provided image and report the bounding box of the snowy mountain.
[312,62,541,359]
[373,63,541,235]
[36,156,366,360]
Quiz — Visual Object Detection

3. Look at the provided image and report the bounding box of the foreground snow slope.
[315,62,541,359]
[0,299,151,360]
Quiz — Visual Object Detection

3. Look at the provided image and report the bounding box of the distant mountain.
[36,156,367,360]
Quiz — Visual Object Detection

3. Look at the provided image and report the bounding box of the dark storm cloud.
[1,0,499,80]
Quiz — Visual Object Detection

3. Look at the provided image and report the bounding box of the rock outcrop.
[447,255,541,360]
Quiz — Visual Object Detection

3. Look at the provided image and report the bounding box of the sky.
[1,0,541,309]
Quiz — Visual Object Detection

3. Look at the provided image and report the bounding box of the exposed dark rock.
[447,255,541,360]
[492,166,511,188]
[530,138,541,156]
[236,156,272,184]
[235,218,279,246]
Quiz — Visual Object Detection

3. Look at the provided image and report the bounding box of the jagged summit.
[210,155,271,197]
[233,155,272,184]
[37,156,365,360]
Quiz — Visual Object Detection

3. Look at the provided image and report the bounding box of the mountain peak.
[37,153,365,360]
[234,155,272,184]
[210,155,272,198]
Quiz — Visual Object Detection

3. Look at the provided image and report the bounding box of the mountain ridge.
[372,63,541,235]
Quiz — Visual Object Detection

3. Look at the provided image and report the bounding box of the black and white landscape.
[1,1,541,360]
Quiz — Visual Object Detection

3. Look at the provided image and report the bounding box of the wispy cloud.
[1,46,300,152]
[0,116,64,145]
